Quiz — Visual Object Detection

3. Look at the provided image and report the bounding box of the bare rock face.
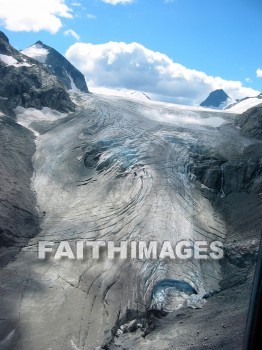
[0,31,75,114]
[189,145,262,195]
[235,104,262,140]
[0,117,39,266]
[200,89,232,109]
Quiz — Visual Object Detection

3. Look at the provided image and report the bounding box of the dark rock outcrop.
[200,89,232,109]
[0,117,40,266]
[189,145,262,195]
[0,31,23,59]
[235,104,262,140]
[22,41,89,93]
[0,31,75,114]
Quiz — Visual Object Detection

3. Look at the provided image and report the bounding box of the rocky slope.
[0,116,39,266]
[22,41,89,93]
[0,31,75,114]
[0,90,261,349]
[200,89,232,109]
[0,30,77,263]
[235,104,262,140]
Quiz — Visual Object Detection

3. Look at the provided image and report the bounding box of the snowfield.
[226,96,262,113]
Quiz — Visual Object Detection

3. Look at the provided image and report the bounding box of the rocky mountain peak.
[0,31,75,113]
[22,41,89,93]
[0,30,19,58]
[0,31,9,44]
[200,89,232,109]
[35,40,44,46]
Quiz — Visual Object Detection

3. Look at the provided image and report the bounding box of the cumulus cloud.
[256,68,262,78]
[64,29,80,41]
[0,0,72,33]
[101,0,134,5]
[65,41,259,105]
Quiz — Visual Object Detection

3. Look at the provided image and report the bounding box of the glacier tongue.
[0,91,261,350]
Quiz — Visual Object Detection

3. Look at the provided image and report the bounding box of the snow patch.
[66,71,81,92]
[212,97,233,110]
[226,97,262,114]
[0,54,32,67]
[21,44,49,64]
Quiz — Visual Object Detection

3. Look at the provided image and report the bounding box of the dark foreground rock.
[0,116,40,266]
[235,104,262,140]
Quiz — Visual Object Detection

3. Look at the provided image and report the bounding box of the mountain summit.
[200,89,232,109]
[0,31,75,113]
[22,41,89,93]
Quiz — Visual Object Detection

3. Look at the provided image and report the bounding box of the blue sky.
[0,0,261,104]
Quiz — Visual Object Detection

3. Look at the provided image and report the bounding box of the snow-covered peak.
[21,43,49,64]
[21,41,88,93]
[0,31,75,113]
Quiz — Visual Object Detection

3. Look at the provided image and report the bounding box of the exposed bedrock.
[235,104,262,140]
[0,116,40,266]
[0,94,261,349]
[188,143,262,195]
[0,31,75,114]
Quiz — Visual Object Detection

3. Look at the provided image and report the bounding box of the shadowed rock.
[235,104,262,140]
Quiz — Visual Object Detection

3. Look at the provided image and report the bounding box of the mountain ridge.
[22,41,89,93]
[0,31,75,114]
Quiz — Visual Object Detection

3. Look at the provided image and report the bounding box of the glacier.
[0,89,261,349]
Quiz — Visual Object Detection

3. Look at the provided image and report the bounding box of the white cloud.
[87,13,97,19]
[256,68,262,78]
[71,2,81,6]
[64,29,80,41]
[245,77,252,83]
[101,0,134,5]
[65,41,259,105]
[0,0,72,33]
